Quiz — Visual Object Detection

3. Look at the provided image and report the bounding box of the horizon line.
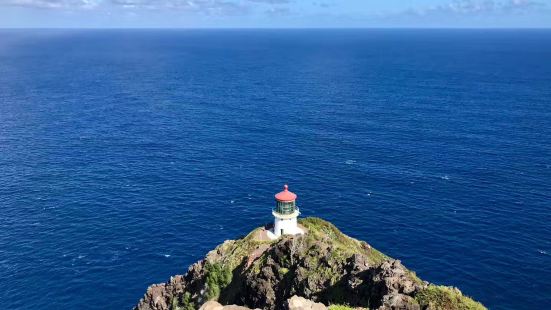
[2,26,551,30]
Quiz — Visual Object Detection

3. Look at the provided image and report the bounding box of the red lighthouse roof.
[275,184,297,202]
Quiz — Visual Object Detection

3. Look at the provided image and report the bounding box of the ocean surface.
[0,29,550,310]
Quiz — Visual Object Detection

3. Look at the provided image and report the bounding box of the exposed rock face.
[198,296,326,310]
[135,276,186,310]
[199,300,255,310]
[134,218,485,310]
[286,296,327,310]
[236,238,422,310]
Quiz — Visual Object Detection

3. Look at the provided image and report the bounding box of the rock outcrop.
[286,296,327,310]
[134,218,485,310]
[198,296,326,310]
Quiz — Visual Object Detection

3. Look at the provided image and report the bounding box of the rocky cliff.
[134,218,485,310]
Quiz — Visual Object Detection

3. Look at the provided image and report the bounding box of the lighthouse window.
[276,201,295,214]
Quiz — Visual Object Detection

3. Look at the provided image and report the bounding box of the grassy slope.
[415,285,486,310]
[299,217,388,266]
[198,217,486,310]
[301,218,485,310]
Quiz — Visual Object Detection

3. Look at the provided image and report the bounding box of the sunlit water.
[0,29,550,309]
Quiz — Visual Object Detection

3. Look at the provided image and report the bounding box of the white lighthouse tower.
[268,184,304,240]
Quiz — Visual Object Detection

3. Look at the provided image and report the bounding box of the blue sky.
[1,0,550,28]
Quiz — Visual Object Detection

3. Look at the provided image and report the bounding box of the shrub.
[415,285,486,310]
[299,217,388,266]
[181,292,194,310]
[205,262,233,300]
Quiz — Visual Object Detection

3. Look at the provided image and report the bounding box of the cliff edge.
[134,218,485,310]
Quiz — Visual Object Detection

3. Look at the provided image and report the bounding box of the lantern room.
[274,184,297,215]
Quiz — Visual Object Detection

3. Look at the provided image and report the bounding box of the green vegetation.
[205,262,233,300]
[299,217,388,266]
[406,270,425,286]
[212,228,275,270]
[170,218,484,310]
[324,285,354,306]
[415,285,487,310]
[171,292,194,310]
[181,292,194,310]
[171,297,181,310]
[365,246,387,266]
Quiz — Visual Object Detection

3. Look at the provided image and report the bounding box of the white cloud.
[247,0,289,4]
[0,0,252,14]
[413,0,547,16]
[1,0,100,9]
[109,0,244,12]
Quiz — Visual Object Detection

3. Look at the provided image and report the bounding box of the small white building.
[267,184,304,240]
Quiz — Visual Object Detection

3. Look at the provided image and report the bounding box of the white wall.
[274,217,299,237]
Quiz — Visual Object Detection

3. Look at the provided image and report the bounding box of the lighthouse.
[268,184,304,239]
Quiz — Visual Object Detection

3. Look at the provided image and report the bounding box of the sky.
[0,0,550,28]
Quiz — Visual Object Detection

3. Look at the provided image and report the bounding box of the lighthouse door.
[280,229,284,236]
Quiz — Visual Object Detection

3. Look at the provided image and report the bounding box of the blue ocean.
[0,29,550,309]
